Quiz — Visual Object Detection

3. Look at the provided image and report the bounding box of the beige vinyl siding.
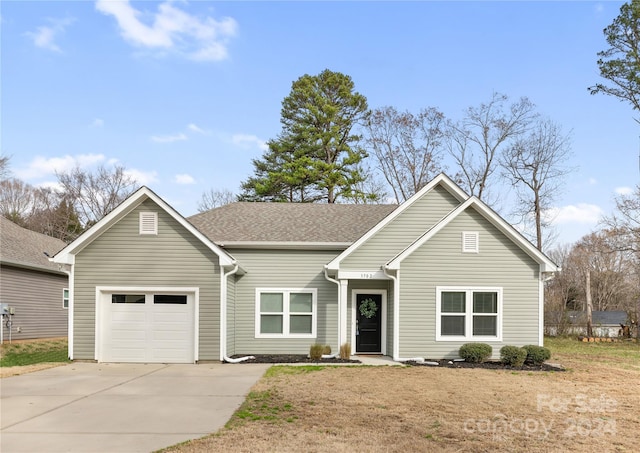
[398,207,540,359]
[341,185,460,270]
[346,279,393,354]
[73,199,221,360]
[228,249,340,355]
[0,265,68,340]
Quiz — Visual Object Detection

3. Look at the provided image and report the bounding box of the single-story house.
[545,310,630,337]
[52,174,559,363]
[1,216,68,341]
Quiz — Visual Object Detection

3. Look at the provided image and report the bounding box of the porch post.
[339,280,348,348]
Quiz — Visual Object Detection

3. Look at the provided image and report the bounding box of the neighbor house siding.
[341,186,460,270]
[0,265,68,340]
[228,249,341,355]
[398,207,540,359]
[73,199,221,360]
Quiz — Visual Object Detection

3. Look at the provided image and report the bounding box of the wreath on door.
[359,298,378,319]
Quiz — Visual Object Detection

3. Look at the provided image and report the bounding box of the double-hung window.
[436,287,501,341]
[256,288,317,338]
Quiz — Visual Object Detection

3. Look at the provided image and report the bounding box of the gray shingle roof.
[0,216,68,273]
[188,202,398,245]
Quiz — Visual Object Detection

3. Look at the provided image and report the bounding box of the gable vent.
[462,231,479,253]
[139,212,158,235]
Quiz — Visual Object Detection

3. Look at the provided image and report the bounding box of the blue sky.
[1,0,637,247]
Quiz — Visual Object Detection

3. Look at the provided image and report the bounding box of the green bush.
[339,342,352,360]
[522,345,551,365]
[500,345,527,367]
[309,344,324,361]
[459,343,492,363]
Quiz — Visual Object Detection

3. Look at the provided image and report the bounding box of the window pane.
[473,292,497,313]
[260,315,283,334]
[290,315,312,334]
[154,295,187,304]
[442,292,465,313]
[441,315,465,335]
[112,294,145,304]
[260,293,283,312]
[290,293,312,313]
[473,316,497,336]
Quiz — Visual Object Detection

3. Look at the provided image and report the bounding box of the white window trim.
[435,286,502,341]
[462,231,479,253]
[139,211,158,235]
[63,288,69,309]
[255,288,317,339]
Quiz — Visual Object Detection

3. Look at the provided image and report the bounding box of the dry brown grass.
[164,339,640,453]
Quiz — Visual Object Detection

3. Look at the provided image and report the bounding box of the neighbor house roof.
[188,202,398,247]
[0,216,67,274]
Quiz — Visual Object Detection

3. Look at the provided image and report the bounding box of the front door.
[356,293,382,353]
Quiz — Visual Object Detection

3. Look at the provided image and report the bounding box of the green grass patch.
[263,365,325,378]
[226,389,295,428]
[545,336,640,370]
[0,339,70,367]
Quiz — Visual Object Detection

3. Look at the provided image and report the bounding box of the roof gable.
[0,216,67,274]
[325,173,469,270]
[53,187,235,266]
[385,196,559,272]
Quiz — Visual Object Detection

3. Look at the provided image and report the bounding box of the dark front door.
[356,293,382,353]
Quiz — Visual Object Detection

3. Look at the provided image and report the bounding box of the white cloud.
[15,153,105,180]
[232,133,268,151]
[187,123,206,134]
[175,173,196,185]
[124,168,158,185]
[588,177,597,185]
[615,186,633,196]
[545,203,604,225]
[90,118,104,128]
[25,17,74,52]
[95,0,238,61]
[151,132,188,143]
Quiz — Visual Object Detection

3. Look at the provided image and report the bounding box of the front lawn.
[0,338,70,367]
[162,337,640,452]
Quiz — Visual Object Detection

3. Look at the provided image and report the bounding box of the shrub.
[459,343,492,363]
[339,342,352,360]
[522,345,551,365]
[309,344,324,361]
[500,345,527,367]
[323,345,332,355]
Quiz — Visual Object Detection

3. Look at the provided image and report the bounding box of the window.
[112,294,145,304]
[255,289,316,338]
[154,295,187,304]
[139,212,158,235]
[63,288,69,309]
[462,231,479,253]
[436,287,501,341]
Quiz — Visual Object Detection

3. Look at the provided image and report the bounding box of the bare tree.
[445,92,538,203]
[0,178,36,224]
[364,106,446,202]
[501,118,573,251]
[341,161,389,204]
[197,188,236,212]
[0,155,10,180]
[57,164,138,227]
[603,184,640,254]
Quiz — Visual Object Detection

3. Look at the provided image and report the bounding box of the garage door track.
[1,362,270,453]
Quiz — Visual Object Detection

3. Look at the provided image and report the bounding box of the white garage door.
[99,291,195,363]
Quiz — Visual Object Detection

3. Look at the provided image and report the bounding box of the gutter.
[221,264,254,363]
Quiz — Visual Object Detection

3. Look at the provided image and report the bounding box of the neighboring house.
[0,217,68,341]
[53,174,559,363]
[545,311,629,337]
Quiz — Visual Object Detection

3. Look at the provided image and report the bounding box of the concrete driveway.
[0,362,270,453]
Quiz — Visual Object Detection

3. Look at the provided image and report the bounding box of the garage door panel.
[100,291,195,363]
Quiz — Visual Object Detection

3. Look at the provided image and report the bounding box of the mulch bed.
[227,354,361,364]
[405,359,565,372]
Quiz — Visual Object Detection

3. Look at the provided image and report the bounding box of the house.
[545,310,629,337]
[52,174,559,363]
[0,216,68,341]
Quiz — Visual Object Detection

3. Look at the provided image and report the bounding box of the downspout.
[221,264,254,363]
[383,265,426,364]
[323,267,340,358]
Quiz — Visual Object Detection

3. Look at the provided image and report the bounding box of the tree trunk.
[586,270,593,337]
